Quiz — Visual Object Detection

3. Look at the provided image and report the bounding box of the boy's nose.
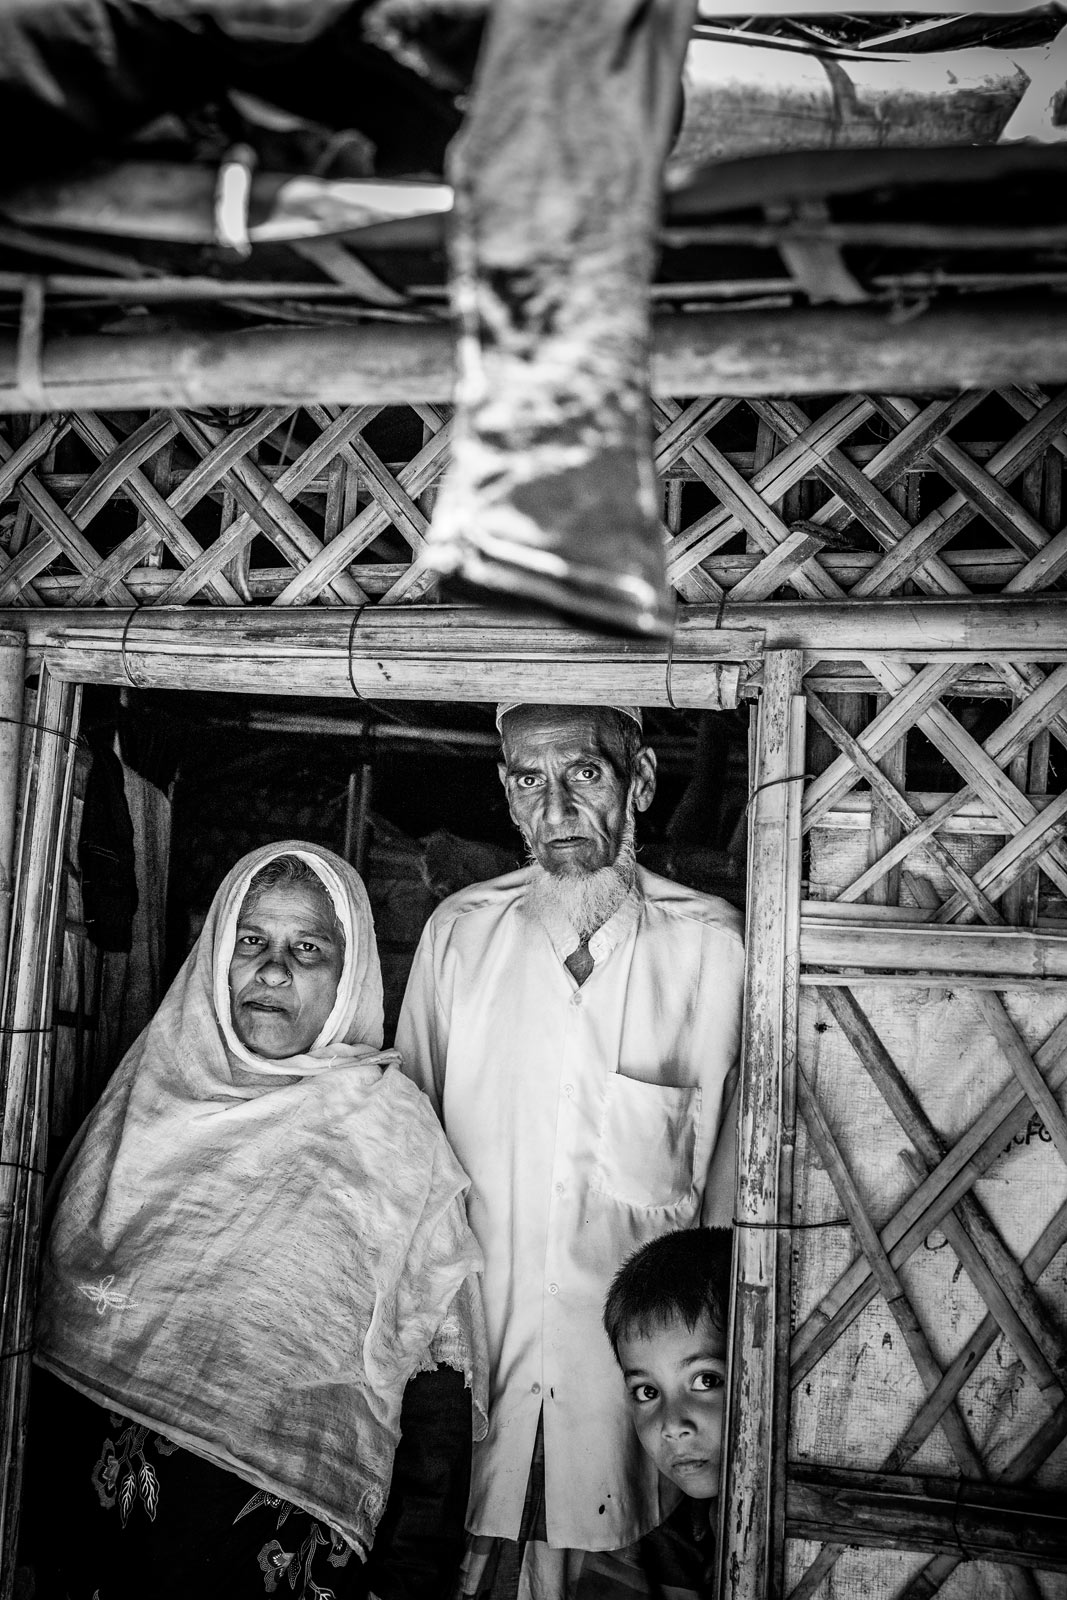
[661,1407,695,1440]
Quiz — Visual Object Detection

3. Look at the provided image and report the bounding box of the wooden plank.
[719,650,805,1600]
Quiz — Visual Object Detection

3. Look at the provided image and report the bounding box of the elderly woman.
[30,841,486,1600]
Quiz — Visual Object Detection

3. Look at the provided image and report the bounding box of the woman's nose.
[256,954,291,985]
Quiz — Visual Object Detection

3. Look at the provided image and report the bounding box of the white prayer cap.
[495,703,643,733]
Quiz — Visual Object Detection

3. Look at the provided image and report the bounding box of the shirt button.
[555,1182,564,1195]
[563,1084,574,1097]
[548,1282,559,1295]
[531,1382,541,1395]
[571,994,582,1007]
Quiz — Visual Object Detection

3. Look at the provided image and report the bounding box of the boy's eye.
[630,1383,659,1404]
[692,1371,724,1393]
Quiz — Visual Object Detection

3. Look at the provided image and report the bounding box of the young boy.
[601,1228,732,1598]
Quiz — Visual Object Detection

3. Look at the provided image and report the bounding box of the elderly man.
[395,703,744,1598]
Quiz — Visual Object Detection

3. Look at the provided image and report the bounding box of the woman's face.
[228,880,345,1059]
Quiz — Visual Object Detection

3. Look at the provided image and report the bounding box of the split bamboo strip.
[884,1198,1067,1478]
[276,413,453,607]
[0,667,80,1600]
[894,1401,1067,1598]
[791,1009,1067,1382]
[797,1071,989,1465]
[852,391,1067,597]
[65,407,294,607]
[860,657,1067,896]
[67,413,242,607]
[972,991,1067,1169]
[812,663,1067,909]
[805,693,1001,923]
[718,650,804,1600]
[820,987,1064,1391]
[0,632,25,999]
[935,787,1067,923]
[162,410,369,607]
[787,1197,1067,1598]
[748,396,977,601]
[9,301,1067,409]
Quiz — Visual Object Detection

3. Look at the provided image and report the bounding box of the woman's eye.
[693,1371,724,1393]
[236,934,263,948]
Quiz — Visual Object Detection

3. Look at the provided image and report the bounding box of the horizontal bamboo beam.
[0,606,759,706]
[2,599,1066,688]
[6,300,1067,409]
[787,1468,1067,1571]
[801,915,1067,977]
[697,0,1049,13]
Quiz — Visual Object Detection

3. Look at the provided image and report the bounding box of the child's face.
[617,1309,727,1500]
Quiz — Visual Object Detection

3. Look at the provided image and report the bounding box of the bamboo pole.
[7,299,1067,409]
[718,649,805,1600]
[0,632,26,999]
[800,917,1067,977]
[2,602,1067,698]
[0,666,81,1600]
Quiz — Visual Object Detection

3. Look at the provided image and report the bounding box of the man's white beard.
[523,812,638,944]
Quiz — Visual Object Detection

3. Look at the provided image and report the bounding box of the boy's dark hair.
[602,1228,732,1359]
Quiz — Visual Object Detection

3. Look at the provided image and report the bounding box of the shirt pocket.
[592,1075,702,1209]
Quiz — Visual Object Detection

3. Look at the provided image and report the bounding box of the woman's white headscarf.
[36,841,486,1557]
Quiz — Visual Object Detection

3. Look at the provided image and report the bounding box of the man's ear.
[632,747,657,813]
[497,759,508,790]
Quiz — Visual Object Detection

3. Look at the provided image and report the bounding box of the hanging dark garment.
[78,738,138,953]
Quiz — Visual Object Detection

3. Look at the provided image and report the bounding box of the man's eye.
[574,766,601,782]
[515,774,540,789]
[630,1383,658,1404]
[693,1371,724,1393]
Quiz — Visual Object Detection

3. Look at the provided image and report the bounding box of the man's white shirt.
[395,864,744,1551]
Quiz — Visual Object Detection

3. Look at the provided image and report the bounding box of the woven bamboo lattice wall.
[4,391,1067,1595]
[2,386,1067,611]
[782,649,1067,1598]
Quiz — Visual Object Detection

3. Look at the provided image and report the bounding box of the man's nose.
[543,779,577,826]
